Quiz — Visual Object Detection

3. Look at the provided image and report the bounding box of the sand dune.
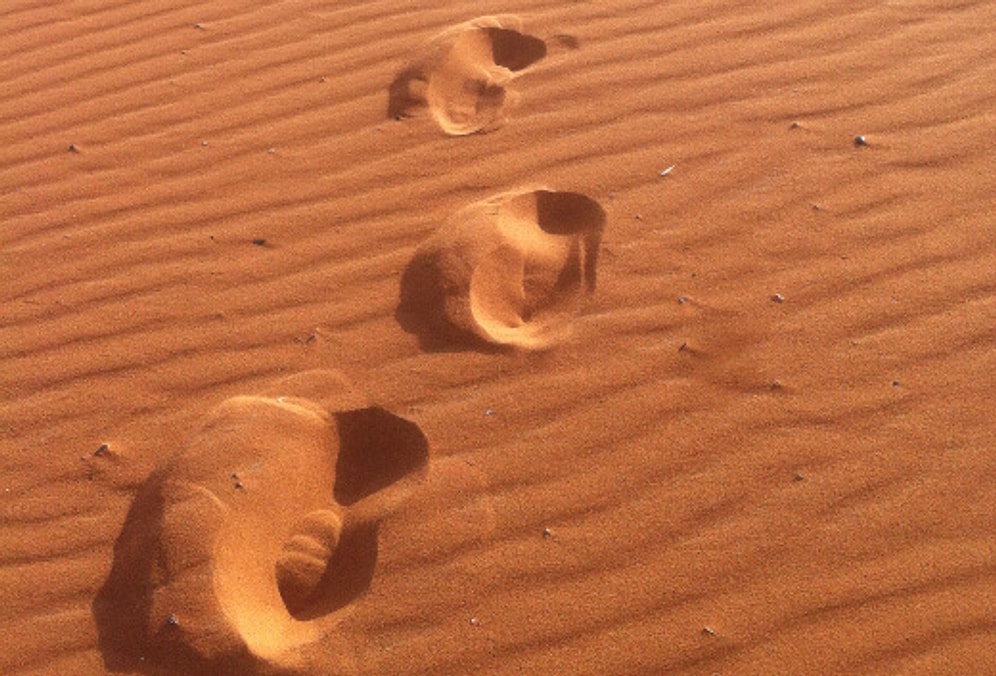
[2,0,995,674]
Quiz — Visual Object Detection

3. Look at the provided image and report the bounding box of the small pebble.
[68,144,80,153]
[94,443,110,457]
[854,135,868,147]
[677,296,688,305]
[234,481,244,490]
[167,614,179,627]
[469,617,479,627]
[484,408,495,417]
[194,23,204,30]
[793,473,805,482]
[891,380,900,388]
[542,528,552,538]
[771,293,785,303]
[659,164,676,178]
[252,238,267,246]
[678,342,688,352]
[200,140,208,147]
[789,121,801,130]
[702,626,716,636]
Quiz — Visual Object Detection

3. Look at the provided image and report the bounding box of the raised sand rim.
[399,189,606,350]
[388,15,547,134]
[94,372,428,673]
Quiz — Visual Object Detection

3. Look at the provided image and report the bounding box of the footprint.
[93,370,428,674]
[398,189,607,350]
[388,15,547,135]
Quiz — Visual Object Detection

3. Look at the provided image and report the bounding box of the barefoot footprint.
[388,15,548,135]
[94,370,428,673]
[399,189,607,350]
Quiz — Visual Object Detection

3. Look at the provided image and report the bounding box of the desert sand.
[2,1,995,674]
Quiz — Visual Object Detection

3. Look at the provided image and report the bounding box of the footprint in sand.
[94,370,428,674]
[388,15,548,135]
[398,189,607,350]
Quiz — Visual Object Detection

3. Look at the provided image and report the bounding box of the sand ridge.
[2,0,996,674]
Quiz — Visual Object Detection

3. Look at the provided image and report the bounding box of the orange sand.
[2,1,995,674]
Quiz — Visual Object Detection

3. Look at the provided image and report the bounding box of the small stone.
[469,617,479,626]
[702,626,716,636]
[68,144,80,153]
[659,164,676,178]
[891,380,900,388]
[252,238,267,247]
[789,121,801,130]
[200,140,208,147]
[677,296,688,305]
[770,380,783,390]
[542,528,552,538]
[94,443,110,457]
[634,214,642,221]
[678,342,688,352]
[485,408,495,417]
[319,76,327,83]
[854,135,868,147]
[793,473,805,482]
[167,614,179,627]
[234,481,244,490]
[771,293,785,303]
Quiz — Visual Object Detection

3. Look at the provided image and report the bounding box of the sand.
[2,0,995,674]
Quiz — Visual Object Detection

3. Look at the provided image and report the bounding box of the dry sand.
[2,0,996,674]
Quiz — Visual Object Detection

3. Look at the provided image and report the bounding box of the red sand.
[2,1,995,674]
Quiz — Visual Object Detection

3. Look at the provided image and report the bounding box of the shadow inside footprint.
[93,371,428,674]
[397,189,606,351]
[387,16,547,134]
